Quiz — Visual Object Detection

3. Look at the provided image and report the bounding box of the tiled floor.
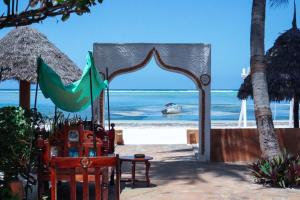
[116,145,300,200]
[26,144,300,199]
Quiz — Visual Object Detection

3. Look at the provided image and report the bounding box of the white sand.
[114,120,291,145]
[119,127,188,144]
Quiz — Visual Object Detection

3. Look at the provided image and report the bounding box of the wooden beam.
[19,80,30,110]
[99,91,105,126]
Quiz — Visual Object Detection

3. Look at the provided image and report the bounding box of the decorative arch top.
[93,43,211,89]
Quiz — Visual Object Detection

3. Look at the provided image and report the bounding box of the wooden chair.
[63,124,103,157]
[37,124,103,199]
[95,123,116,155]
[50,155,120,200]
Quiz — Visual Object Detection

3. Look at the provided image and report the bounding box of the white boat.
[161,103,182,114]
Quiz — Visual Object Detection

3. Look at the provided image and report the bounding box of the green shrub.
[0,106,45,183]
[250,152,300,188]
[0,187,19,200]
[0,107,31,182]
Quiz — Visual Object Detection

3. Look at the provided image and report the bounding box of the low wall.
[188,129,300,162]
[115,130,124,145]
[212,128,300,162]
[187,129,199,144]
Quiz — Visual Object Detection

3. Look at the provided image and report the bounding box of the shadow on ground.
[117,144,250,188]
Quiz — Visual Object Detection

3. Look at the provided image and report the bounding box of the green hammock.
[38,51,107,112]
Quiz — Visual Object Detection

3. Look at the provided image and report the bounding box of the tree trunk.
[294,96,299,128]
[250,0,280,158]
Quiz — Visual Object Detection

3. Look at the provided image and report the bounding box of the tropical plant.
[0,187,19,200]
[250,151,300,188]
[0,0,104,28]
[46,110,65,134]
[0,106,32,182]
[47,111,87,133]
[249,0,292,158]
[0,107,45,190]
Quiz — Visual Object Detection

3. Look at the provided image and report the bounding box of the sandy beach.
[113,120,291,145]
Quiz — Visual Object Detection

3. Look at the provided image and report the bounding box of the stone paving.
[115,145,300,200]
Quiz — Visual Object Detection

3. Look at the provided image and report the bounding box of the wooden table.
[119,155,153,187]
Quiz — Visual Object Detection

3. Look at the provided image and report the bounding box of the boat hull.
[161,105,182,114]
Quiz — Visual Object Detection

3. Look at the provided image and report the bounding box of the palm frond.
[269,0,289,7]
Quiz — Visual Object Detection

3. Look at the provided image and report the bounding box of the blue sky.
[0,0,297,89]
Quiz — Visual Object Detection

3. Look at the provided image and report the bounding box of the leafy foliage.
[0,0,104,28]
[250,152,300,188]
[46,111,86,133]
[0,106,45,183]
[0,187,19,200]
[269,0,289,7]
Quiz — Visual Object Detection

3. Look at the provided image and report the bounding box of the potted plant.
[0,106,44,199]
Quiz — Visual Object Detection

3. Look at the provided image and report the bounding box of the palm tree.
[239,4,300,129]
[250,0,290,158]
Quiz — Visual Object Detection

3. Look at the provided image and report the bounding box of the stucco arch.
[106,48,203,90]
[93,43,211,161]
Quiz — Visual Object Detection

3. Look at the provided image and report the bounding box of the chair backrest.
[95,123,116,154]
[50,155,120,200]
[63,124,84,157]
[106,129,115,154]
[81,130,103,157]
[45,124,102,156]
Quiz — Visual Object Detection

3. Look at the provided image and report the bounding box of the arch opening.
[93,43,211,161]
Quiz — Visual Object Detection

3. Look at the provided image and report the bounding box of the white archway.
[93,43,211,161]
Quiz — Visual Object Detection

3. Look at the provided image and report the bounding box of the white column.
[198,90,203,160]
[238,68,249,128]
[243,100,247,127]
[204,85,211,161]
[238,100,247,128]
[238,103,243,127]
[198,86,211,161]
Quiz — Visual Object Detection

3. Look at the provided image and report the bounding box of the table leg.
[37,179,43,199]
[110,169,115,186]
[102,168,109,200]
[132,161,136,186]
[146,161,151,187]
[119,160,122,180]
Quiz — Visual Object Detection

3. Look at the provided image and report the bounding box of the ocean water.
[0,90,291,122]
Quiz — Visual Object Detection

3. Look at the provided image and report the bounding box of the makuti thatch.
[238,5,300,127]
[0,26,81,84]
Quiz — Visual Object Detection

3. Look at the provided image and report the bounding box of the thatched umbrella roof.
[0,26,81,84]
[238,5,300,102]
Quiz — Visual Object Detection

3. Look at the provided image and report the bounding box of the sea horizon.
[0,89,292,124]
[0,88,238,91]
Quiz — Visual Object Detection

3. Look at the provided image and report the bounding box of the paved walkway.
[116,145,300,200]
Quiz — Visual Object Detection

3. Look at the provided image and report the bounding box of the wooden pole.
[99,91,105,126]
[25,63,40,200]
[89,68,97,153]
[19,80,30,110]
[294,96,299,128]
[106,68,111,130]
[289,98,294,127]
[54,106,58,130]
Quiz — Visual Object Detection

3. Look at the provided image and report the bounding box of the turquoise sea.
[0,90,291,122]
